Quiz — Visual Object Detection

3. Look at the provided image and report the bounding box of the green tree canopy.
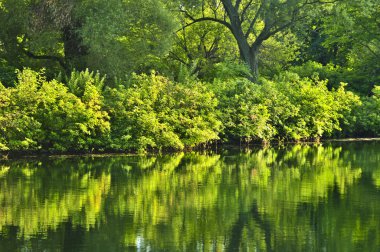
[176,0,335,80]
[0,0,176,80]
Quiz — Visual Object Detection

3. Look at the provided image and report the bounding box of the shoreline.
[324,138,380,142]
[1,138,380,160]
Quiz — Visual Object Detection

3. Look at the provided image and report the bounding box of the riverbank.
[4,69,377,157]
[2,138,380,160]
[326,138,380,142]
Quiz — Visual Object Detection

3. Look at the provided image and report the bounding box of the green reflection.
[0,142,380,251]
[0,159,111,239]
[373,170,380,188]
[0,165,9,178]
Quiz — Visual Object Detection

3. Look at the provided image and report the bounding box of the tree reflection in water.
[0,142,379,251]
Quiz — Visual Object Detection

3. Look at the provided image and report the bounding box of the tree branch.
[168,51,189,66]
[20,47,67,70]
[358,42,380,57]
[235,0,242,9]
[245,1,265,38]
[180,16,233,32]
[240,0,254,22]
[263,14,308,41]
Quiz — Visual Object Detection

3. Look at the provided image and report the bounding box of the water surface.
[1,142,380,251]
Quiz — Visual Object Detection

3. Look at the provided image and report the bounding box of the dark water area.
[0,141,380,251]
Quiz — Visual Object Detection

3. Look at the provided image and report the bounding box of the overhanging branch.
[20,47,67,70]
[179,16,233,32]
[245,1,264,38]
[240,0,254,22]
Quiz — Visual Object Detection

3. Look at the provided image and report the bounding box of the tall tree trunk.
[183,0,327,82]
[238,41,259,82]
[235,35,260,82]
[250,45,260,82]
[221,0,260,82]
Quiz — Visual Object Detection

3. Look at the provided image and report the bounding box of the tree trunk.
[235,37,260,82]
[221,0,260,82]
[250,45,260,82]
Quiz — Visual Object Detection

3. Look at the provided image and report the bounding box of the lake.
[0,141,379,251]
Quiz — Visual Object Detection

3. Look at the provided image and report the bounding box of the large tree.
[0,0,176,79]
[289,0,379,94]
[322,0,380,93]
[179,0,336,81]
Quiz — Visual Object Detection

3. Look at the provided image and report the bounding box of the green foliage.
[289,60,378,95]
[104,72,221,152]
[0,69,110,152]
[265,73,360,140]
[77,0,177,76]
[0,68,364,153]
[0,0,379,153]
[0,71,43,151]
[210,79,273,142]
[348,86,380,137]
[211,73,360,143]
[0,0,176,78]
[204,61,252,82]
[289,61,348,89]
[294,0,380,95]
[167,13,238,81]
[0,60,17,87]
[36,80,109,151]
[259,32,301,77]
[64,68,105,97]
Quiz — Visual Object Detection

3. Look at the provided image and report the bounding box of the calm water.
[0,142,380,251]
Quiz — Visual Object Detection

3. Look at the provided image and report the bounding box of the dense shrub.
[0,70,44,151]
[64,69,105,97]
[0,62,16,87]
[0,69,110,152]
[289,61,347,89]
[289,61,375,95]
[0,69,366,153]
[347,86,380,137]
[104,72,221,152]
[266,73,360,141]
[210,79,273,143]
[211,73,360,143]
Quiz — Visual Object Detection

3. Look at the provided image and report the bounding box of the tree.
[179,0,337,81]
[78,0,177,77]
[287,0,379,94]
[0,0,176,79]
[168,16,240,81]
[322,0,380,94]
[0,0,76,74]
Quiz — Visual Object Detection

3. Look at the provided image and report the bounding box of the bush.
[267,73,360,141]
[348,86,380,137]
[210,79,273,143]
[64,69,105,97]
[0,69,110,152]
[0,61,17,87]
[0,69,363,153]
[289,61,346,89]
[211,73,360,143]
[104,72,221,152]
[268,73,360,141]
[0,70,43,151]
[289,61,376,95]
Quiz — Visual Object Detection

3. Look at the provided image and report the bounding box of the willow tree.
[179,0,336,81]
[0,0,176,78]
